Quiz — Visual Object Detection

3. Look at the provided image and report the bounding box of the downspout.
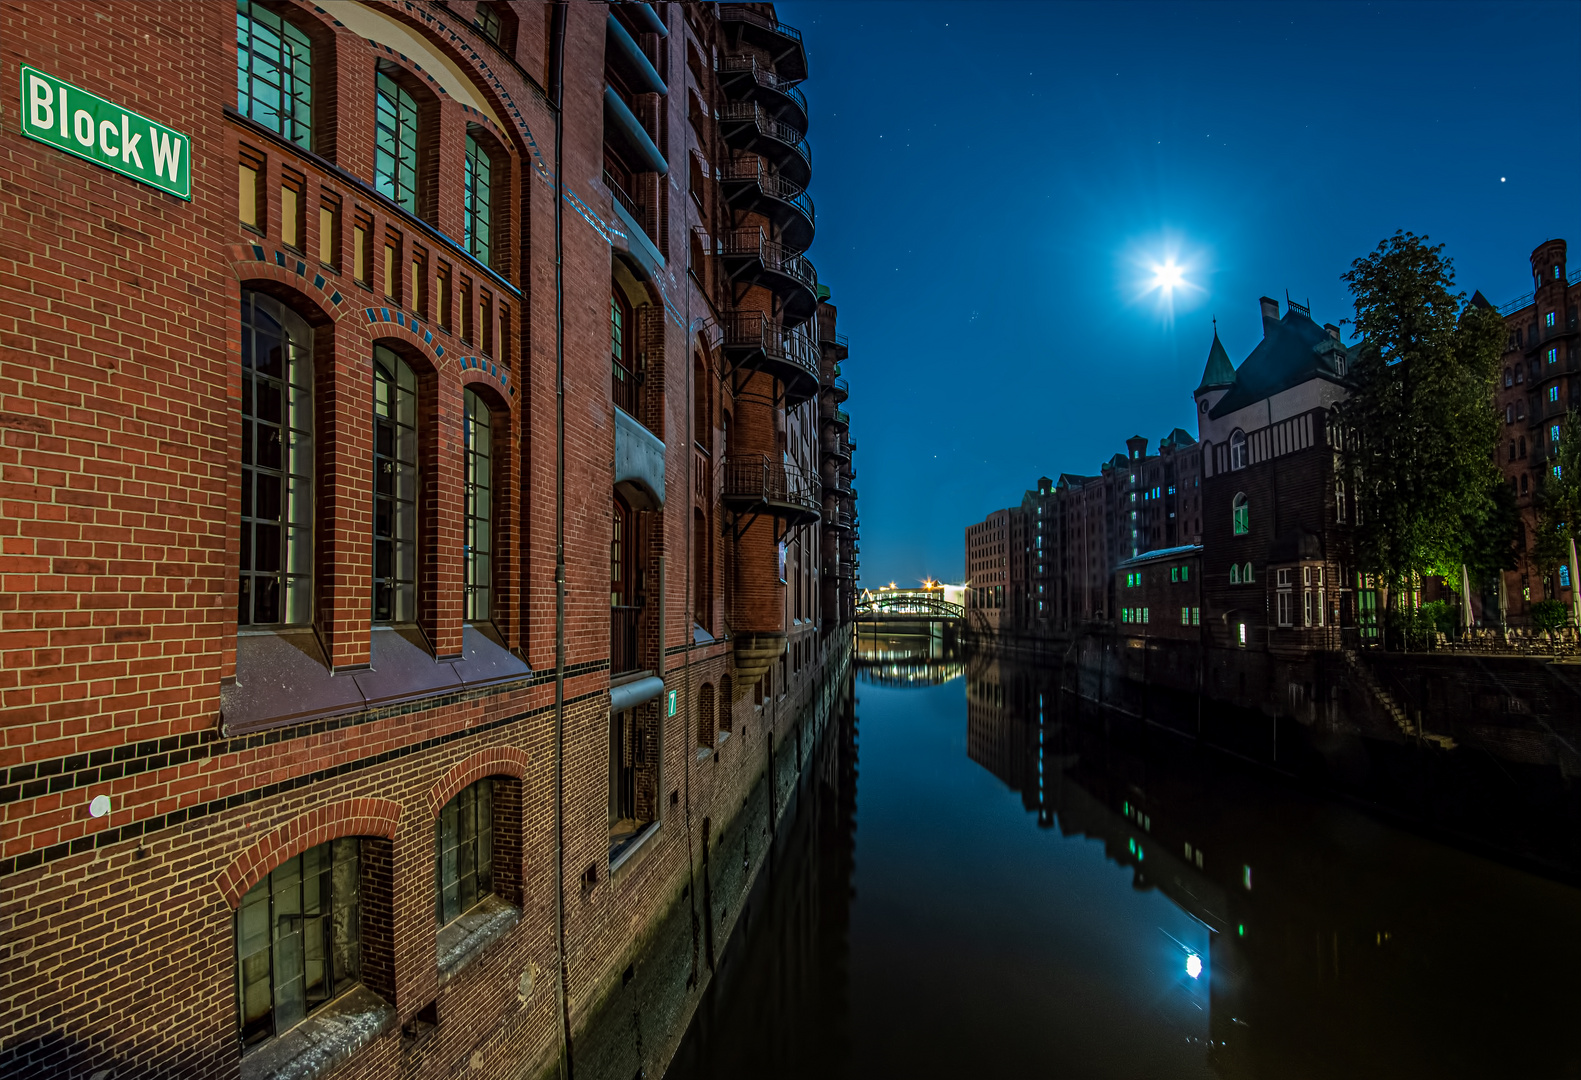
[548,4,572,1079]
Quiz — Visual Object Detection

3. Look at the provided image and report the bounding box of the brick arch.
[456,355,516,404]
[231,244,349,322]
[426,746,530,819]
[361,308,515,400]
[215,797,403,908]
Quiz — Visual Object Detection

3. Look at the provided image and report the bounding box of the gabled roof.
[1468,289,1494,311]
[1196,329,1236,393]
[1158,427,1196,450]
[1209,306,1354,419]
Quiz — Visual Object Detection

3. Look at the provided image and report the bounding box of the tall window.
[236,839,361,1049]
[1232,492,1249,535]
[719,674,733,733]
[237,0,313,148]
[240,291,314,627]
[373,347,418,623]
[464,390,493,622]
[374,72,419,212]
[697,682,714,749]
[463,133,493,265]
[610,292,635,414]
[436,779,494,926]
[693,508,711,631]
[612,494,641,675]
[1229,429,1247,470]
[473,0,503,43]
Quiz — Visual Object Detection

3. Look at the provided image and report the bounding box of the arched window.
[1232,492,1249,536]
[1504,367,1513,387]
[240,291,314,627]
[1517,400,1526,421]
[1521,473,1530,495]
[1519,436,1527,459]
[1230,563,1240,585]
[237,0,314,149]
[236,838,362,1048]
[1229,429,1247,470]
[1243,562,1254,583]
[463,390,493,622]
[374,70,420,212]
[373,347,418,624]
[463,129,494,265]
[719,674,733,734]
[693,351,711,447]
[697,683,714,749]
[436,779,494,926]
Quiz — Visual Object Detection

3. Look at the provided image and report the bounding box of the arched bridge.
[856,588,964,622]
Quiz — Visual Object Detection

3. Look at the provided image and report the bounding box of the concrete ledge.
[437,895,520,983]
[240,985,395,1080]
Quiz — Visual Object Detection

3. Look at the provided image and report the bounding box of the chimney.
[1323,322,1341,341]
[1259,296,1279,331]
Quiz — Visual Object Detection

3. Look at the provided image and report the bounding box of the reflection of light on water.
[1185,953,1203,980]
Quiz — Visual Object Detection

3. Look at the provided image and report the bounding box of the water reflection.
[668,650,1581,1080]
[855,626,963,687]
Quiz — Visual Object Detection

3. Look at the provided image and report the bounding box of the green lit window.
[436,779,494,926]
[1232,492,1249,536]
[237,0,313,148]
[464,133,493,264]
[373,347,418,623]
[464,390,493,622]
[240,291,314,627]
[374,72,419,212]
[236,839,361,1049]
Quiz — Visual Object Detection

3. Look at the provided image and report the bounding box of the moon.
[1150,260,1186,294]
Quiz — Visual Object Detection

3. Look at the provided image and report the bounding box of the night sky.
[779,0,1581,588]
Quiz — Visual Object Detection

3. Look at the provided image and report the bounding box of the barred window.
[437,779,494,926]
[373,347,418,623]
[237,0,313,148]
[464,390,493,622]
[374,72,419,212]
[240,291,313,627]
[236,839,361,1049]
[463,133,493,265]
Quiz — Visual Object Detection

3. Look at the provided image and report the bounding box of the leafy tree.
[1529,598,1569,636]
[1534,408,1581,570]
[1338,231,1509,619]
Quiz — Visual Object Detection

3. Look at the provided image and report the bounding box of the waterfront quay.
[0,3,858,1078]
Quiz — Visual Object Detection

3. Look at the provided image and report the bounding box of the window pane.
[464,390,494,621]
[464,135,492,264]
[240,291,314,627]
[237,0,313,148]
[374,72,419,212]
[373,347,418,623]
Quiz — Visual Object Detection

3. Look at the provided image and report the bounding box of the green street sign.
[18,65,191,200]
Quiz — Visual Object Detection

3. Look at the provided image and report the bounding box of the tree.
[1338,231,1509,621]
[1534,408,1581,571]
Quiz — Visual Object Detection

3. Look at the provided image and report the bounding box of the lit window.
[373,347,419,623]
[1554,424,1563,442]
[1230,563,1240,585]
[1546,311,1557,328]
[374,72,419,212]
[239,291,314,627]
[1505,368,1513,388]
[437,778,495,926]
[1243,562,1254,582]
[237,0,313,148]
[1181,606,1190,625]
[236,839,362,1049]
[1192,607,1200,625]
[1548,348,1558,364]
[464,390,493,622]
[1232,492,1249,535]
[463,133,493,264]
[1230,429,1247,470]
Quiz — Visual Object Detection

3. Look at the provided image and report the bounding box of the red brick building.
[0,3,856,1078]
[1492,238,1579,622]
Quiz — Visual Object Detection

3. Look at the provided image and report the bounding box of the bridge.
[856,585,964,622]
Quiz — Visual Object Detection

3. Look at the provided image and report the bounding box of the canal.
[666,638,1581,1079]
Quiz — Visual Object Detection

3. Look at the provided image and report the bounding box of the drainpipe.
[548,4,572,1079]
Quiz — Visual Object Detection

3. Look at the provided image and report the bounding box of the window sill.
[437,894,520,983]
[609,820,660,878]
[240,985,395,1080]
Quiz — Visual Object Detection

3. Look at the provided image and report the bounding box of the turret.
[1193,320,1236,436]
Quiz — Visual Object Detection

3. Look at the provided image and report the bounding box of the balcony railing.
[612,357,639,416]
[716,103,812,183]
[603,168,660,248]
[720,157,815,250]
[612,605,641,676]
[827,375,849,402]
[720,312,820,400]
[720,228,817,291]
[721,454,821,520]
[822,405,850,429]
[716,53,808,125]
[718,5,807,82]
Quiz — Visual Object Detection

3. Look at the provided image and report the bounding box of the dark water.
[667,640,1581,1080]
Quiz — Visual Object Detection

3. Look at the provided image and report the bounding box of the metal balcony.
[826,375,849,403]
[717,228,818,327]
[720,312,820,405]
[716,53,807,134]
[821,404,849,430]
[719,5,807,82]
[716,103,811,189]
[719,158,814,252]
[721,454,820,527]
